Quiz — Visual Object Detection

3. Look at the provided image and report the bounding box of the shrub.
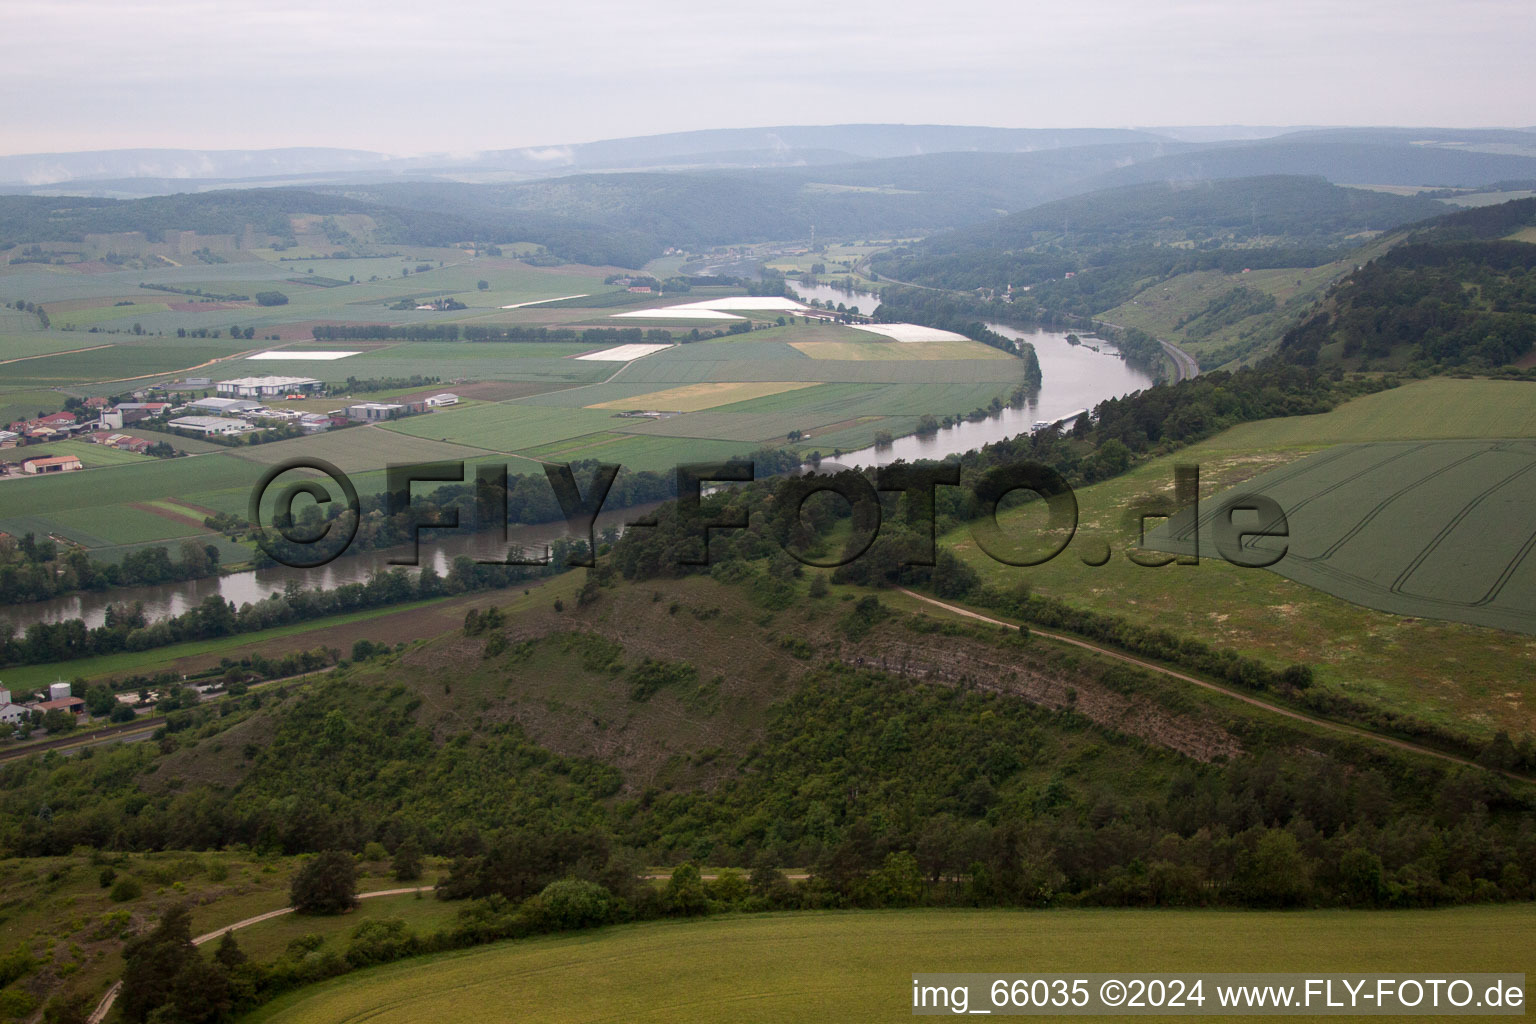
[523,878,614,932]
[109,878,142,903]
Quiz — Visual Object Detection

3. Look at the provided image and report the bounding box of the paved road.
[895,588,1526,782]
[1159,337,1201,382]
[87,886,435,1023]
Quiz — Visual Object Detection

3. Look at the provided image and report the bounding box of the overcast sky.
[1,0,1531,155]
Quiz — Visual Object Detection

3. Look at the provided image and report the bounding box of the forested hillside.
[1280,200,1536,369]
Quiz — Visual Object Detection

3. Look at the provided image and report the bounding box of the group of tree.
[0,537,220,606]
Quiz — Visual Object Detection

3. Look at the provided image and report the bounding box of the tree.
[290,850,358,915]
[164,954,231,1024]
[392,839,422,882]
[212,931,247,970]
[664,863,709,916]
[120,903,195,1022]
[707,867,749,905]
[866,850,924,907]
[85,684,116,717]
[41,991,92,1024]
[1238,829,1312,907]
[41,709,76,734]
[477,280,490,291]
[254,291,288,306]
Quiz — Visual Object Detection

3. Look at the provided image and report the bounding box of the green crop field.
[944,377,1536,738]
[0,340,253,386]
[2,438,150,468]
[243,907,1535,1024]
[1150,438,1536,636]
[0,387,68,424]
[230,426,492,475]
[1214,378,1536,447]
[384,403,621,451]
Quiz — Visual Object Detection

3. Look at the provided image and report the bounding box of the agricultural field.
[0,247,1029,560]
[1151,438,1536,635]
[243,907,1535,1024]
[945,377,1536,738]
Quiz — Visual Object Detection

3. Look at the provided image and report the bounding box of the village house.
[0,688,28,727]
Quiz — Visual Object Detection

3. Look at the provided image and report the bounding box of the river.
[3,291,1152,633]
[1,501,665,632]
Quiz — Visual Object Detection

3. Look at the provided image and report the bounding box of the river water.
[3,292,1152,632]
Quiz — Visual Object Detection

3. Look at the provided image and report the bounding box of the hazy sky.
[1,0,1531,155]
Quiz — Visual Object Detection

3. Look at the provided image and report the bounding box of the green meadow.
[243,907,1536,1024]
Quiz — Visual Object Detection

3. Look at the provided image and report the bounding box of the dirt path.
[895,588,1526,781]
[0,343,114,366]
[88,887,436,1023]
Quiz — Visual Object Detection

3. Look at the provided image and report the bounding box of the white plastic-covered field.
[848,323,970,343]
[499,294,588,309]
[247,350,360,360]
[610,307,745,320]
[575,343,672,361]
[670,296,808,311]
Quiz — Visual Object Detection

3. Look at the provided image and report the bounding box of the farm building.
[347,402,405,422]
[115,402,171,423]
[216,375,322,398]
[83,397,111,410]
[0,431,17,449]
[89,432,152,453]
[21,455,83,474]
[168,415,252,437]
[36,696,86,717]
[188,396,260,415]
[424,393,460,407]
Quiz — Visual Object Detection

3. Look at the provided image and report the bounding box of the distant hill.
[1084,139,1536,191]
[915,175,1448,253]
[0,125,1171,190]
[6,125,1535,198]
[869,175,1446,304]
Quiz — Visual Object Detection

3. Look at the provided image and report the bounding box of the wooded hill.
[1279,199,1536,370]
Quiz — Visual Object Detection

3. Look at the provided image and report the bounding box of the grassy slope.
[1096,236,1399,371]
[0,849,438,1013]
[242,907,1536,1024]
[943,377,1536,738]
